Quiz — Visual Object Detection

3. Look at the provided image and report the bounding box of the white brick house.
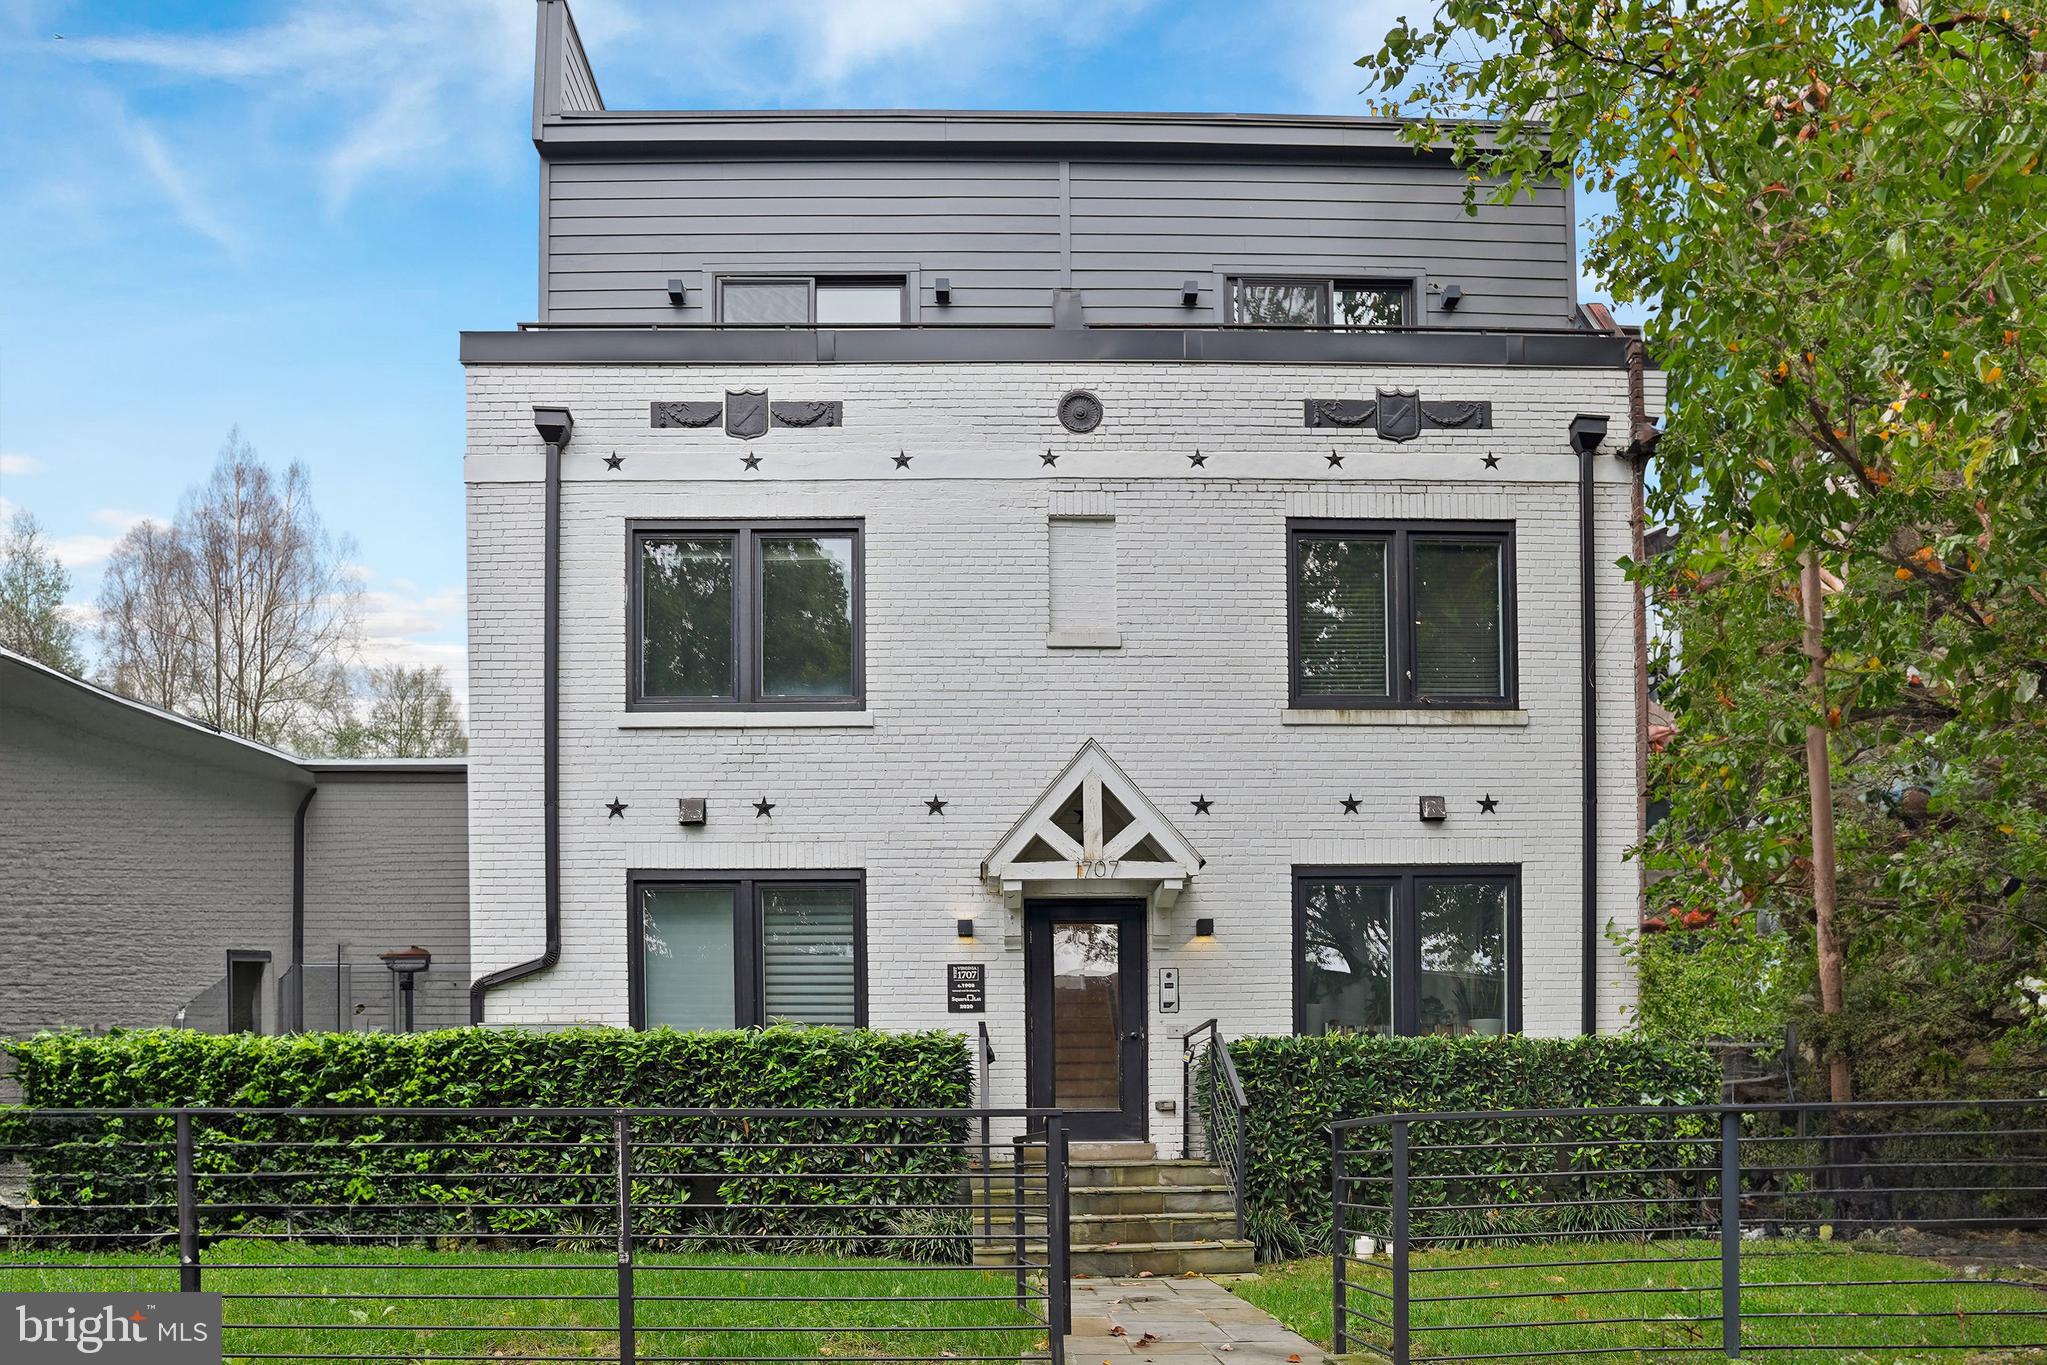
[462,0,1658,1149]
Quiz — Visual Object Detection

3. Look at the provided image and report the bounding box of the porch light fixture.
[666,279,688,305]
[1439,283,1464,311]
[1181,279,1202,306]
[1193,918,1216,939]
[956,917,975,939]
[934,277,952,305]
[380,946,432,1033]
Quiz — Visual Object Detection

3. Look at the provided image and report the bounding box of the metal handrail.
[1181,1018,1249,1239]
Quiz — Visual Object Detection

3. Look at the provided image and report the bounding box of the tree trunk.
[1801,550,1852,1104]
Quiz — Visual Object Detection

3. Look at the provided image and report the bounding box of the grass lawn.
[1229,1240,2047,1363]
[1,1241,1050,1362]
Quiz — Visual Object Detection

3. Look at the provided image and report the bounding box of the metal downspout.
[289,786,317,1032]
[470,412,568,1022]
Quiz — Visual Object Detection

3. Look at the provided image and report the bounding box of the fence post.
[1012,1136,1028,1309]
[174,1111,200,1293]
[1046,1114,1072,1353]
[614,1112,635,1365]
[1720,1109,1741,1359]
[1331,1131,1348,1355]
[1390,1119,1410,1365]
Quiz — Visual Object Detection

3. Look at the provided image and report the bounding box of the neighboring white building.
[462,0,1659,1147]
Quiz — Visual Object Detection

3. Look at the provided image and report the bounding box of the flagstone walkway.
[1066,1275,1335,1364]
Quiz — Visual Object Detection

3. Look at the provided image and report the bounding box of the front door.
[1025,901,1147,1141]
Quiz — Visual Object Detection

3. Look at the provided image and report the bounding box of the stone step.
[1071,1209,1243,1244]
[1015,1140,1156,1164]
[975,1236,1256,1277]
[1072,1182,1236,1216]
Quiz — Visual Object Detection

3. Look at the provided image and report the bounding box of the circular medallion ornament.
[1057,390,1104,434]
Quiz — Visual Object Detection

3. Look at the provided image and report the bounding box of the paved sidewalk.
[1066,1275,1335,1364]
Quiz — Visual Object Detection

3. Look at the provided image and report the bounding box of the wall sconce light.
[1193,917,1216,939]
[1181,279,1202,306]
[956,917,975,939]
[1418,795,1449,822]
[934,277,952,305]
[1439,283,1464,311]
[666,279,688,306]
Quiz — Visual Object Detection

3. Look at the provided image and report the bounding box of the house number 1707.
[1074,860,1119,879]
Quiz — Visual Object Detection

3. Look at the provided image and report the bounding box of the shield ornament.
[724,389,769,441]
[1375,388,1422,443]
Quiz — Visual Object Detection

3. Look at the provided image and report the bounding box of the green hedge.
[1227,1033,1722,1257]
[0,1025,975,1256]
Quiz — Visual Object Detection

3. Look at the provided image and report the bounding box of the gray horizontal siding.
[540,153,1577,328]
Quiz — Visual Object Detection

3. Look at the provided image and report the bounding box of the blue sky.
[0,0,1618,697]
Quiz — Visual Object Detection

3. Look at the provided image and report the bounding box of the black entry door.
[1025,901,1147,1141]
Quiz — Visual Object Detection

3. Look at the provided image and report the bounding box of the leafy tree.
[302,664,467,758]
[98,428,360,745]
[1369,2,2047,1096]
[0,509,85,673]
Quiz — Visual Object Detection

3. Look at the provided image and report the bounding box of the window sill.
[1282,707,1529,727]
[1047,628,1123,649]
[620,710,875,730]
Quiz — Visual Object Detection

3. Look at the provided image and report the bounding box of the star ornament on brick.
[1482,452,1501,469]
[1478,793,1500,814]
[893,450,912,469]
[603,451,624,471]
[1189,450,1208,467]
[742,453,763,470]
[753,796,775,818]
[1326,451,1345,469]
[925,794,948,815]
[605,798,628,819]
[1191,795,1213,815]
[1341,794,1363,814]
[1040,449,1059,467]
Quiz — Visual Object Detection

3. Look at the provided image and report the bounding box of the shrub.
[1619,917,1797,1043]
[1226,1033,1721,1257]
[0,1024,972,1250]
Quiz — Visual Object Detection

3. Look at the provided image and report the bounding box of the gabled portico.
[981,740,1204,949]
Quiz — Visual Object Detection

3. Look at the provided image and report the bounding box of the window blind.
[1413,541,1505,698]
[1296,537,1390,697]
[641,885,737,1031]
[761,884,858,1026]
[721,280,809,324]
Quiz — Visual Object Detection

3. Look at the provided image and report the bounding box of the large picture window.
[630,522,862,711]
[1295,869,1519,1036]
[1289,521,1515,708]
[630,873,865,1029]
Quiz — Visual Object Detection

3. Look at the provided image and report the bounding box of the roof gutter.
[469,407,572,1022]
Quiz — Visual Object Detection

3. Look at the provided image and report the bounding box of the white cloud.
[47,508,163,570]
[353,578,468,701]
[1,453,44,476]
[116,112,245,252]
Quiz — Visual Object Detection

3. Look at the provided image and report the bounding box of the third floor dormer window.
[1225,276,1412,328]
[717,276,907,325]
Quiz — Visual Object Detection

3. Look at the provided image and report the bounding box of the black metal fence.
[1332,1098,2047,1362]
[0,1105,1071,1364]
[1181,1019,1247,1239]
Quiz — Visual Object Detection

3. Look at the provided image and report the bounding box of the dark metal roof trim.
[299,761,469,781]
[461,327,1631,369]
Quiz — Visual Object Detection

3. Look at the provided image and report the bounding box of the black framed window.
[1289,520,1515,708]
[717,276,907,325]
[629,872,866,1029]
[1226,276,1413,327]
[1295,868,1520,1037]
[630,521,862,711]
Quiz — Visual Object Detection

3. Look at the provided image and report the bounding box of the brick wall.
[465,359,1648,1148]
